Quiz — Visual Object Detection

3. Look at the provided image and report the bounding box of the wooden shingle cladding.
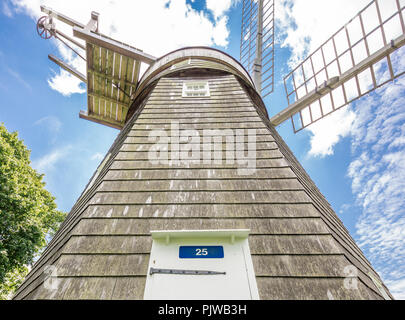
[14,50,392,300]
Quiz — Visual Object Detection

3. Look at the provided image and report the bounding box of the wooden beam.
[73,26,157,64]
[88,91,130,110]
[41,5,85,29]
[79,110,122,130]
[88,67,138,89]
[48,54,87,82]
[55,29,86,50]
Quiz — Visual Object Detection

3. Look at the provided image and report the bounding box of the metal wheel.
[36,16,53,40]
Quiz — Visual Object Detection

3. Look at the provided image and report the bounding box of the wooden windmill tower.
[14,0,403,300]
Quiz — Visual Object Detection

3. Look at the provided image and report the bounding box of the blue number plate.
[179,246,224,259]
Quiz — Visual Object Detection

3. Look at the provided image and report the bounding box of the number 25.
[196,248,208,256]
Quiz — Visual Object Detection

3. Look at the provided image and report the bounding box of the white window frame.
[182,81,210,98]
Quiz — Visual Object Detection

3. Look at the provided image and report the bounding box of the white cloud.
[2,1,13,17]
[90,153,104,161]
[206,0,233,20]
[47,69,86,96]
[211,16,230,47]
[11,0,237,96]
[307,107,355,157]
[32,146,72,174]
[5,66,32,91]
[34,115,62,134]
[386,278,405,300]
[388,136,405,149]
[346,81,405,300]
[276,0,370,67]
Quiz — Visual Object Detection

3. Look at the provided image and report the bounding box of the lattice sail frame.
[37,6,156,130]
[283,0,405,133]
[240,0,275,97]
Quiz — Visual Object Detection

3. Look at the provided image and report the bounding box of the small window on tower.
[182,81,210,98]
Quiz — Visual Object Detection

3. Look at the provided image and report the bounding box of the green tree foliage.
[0,265,29,300]
[0,123,66,299]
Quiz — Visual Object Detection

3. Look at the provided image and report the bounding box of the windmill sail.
[240,0,275,97]
[271,0,405,132]
[38,6,156,130]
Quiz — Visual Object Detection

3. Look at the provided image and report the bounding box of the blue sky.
[1,0,404,299]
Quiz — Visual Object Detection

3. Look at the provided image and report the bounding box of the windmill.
[13,1,400,300]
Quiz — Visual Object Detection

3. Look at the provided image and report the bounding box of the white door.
[143,230,259,300]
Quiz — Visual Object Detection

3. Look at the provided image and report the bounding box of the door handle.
[149,267,226,276]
